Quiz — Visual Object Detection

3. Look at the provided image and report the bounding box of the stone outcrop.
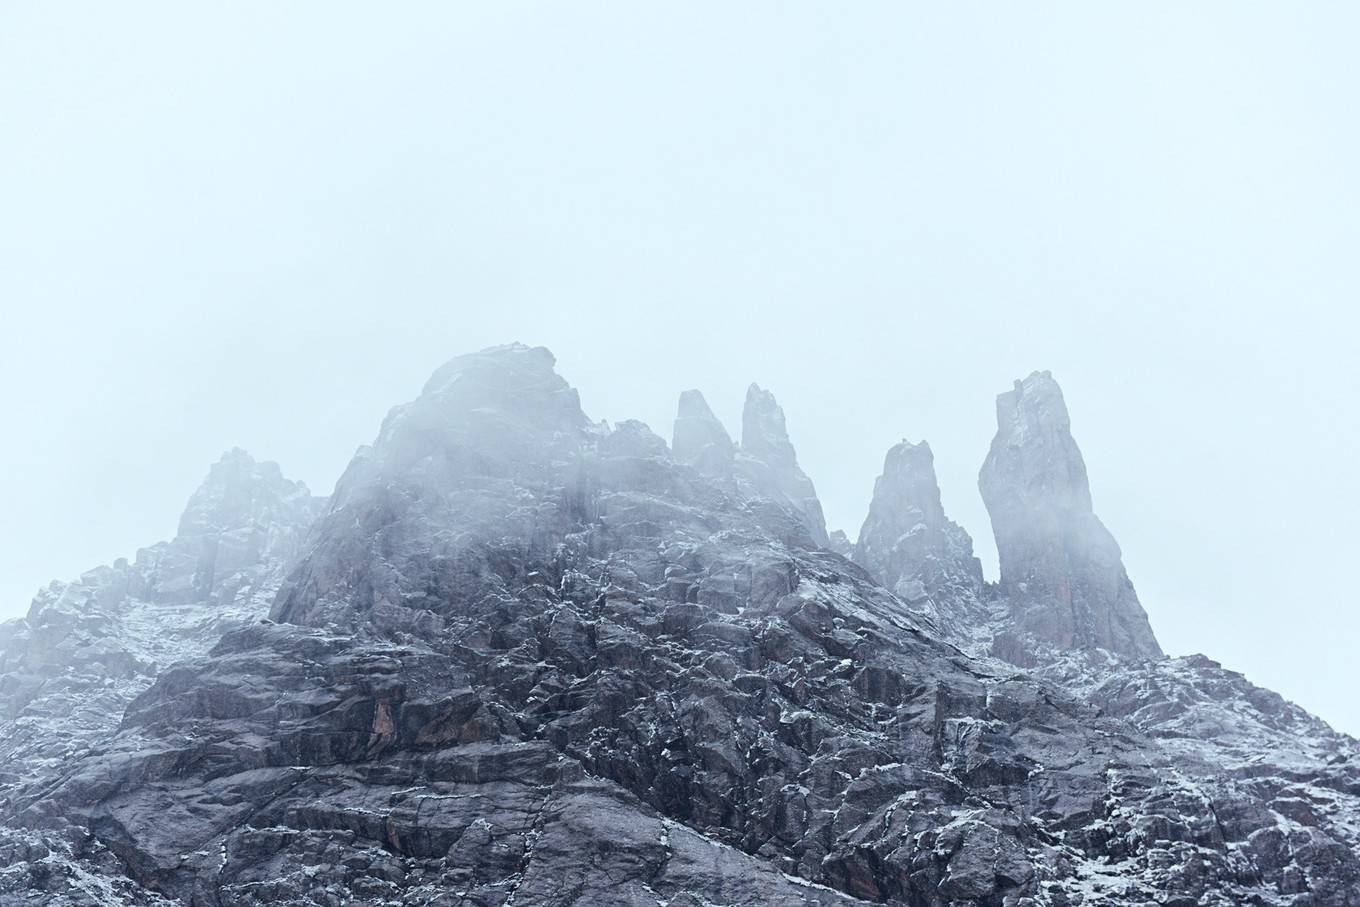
[671,389,735,473]
[978,371,1162,664]
[670,383,830,548]
[736,383,830,546]
[854,440,990,641]
[1,346,1355,907]
[0,450,323,836]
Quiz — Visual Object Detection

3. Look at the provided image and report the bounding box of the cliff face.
[737,384,830,547]
[0,346,1355,907]
[0,450,324,876]
[978,371,1162,664]
[853,440,991,642]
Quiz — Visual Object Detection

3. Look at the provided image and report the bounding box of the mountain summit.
[979,371,1162,664]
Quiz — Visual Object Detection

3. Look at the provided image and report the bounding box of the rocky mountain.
[853,440,992,646]
[0,450,324,903]
[978,372,1162,666]
[737,384,831,548]
[0,344,1355,906]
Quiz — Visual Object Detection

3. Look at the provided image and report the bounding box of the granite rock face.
[0,447,321,736]
[978,372,1162,665]
[854,440,991,643]
[737,384,830,547]
[671,389,735,474]
[0,451,324,903]
[1,345,1356,907]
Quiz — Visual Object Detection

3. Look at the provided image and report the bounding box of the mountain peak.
[740,383,797,466]
[176,449,314,541]
[671,389,735,469]
[854,437,985,631]
[737,384,829,546]
[979,371,1161,661]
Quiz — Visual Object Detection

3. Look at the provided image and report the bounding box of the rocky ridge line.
[0,345,1353,907]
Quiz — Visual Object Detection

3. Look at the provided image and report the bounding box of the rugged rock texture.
[978,372,1162,665]
[737,384,830,547]
[0,451,324,905]
[0,451,323,801]
[854,441,991,644]
[0,345,1355,906]
[671,389,735,475]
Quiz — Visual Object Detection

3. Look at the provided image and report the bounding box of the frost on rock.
[0,449,324,902]
[0,345,1355,906]
[853,439,995,648]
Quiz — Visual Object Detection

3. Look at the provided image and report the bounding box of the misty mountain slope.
[0,344,1356,907]
[849,369,1360,903]
[0,451,325,904]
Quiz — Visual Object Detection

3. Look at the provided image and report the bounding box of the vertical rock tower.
[738,384,830,546]
[854,440,988,635]
[672,389,736,473]
[978,371,1162,661]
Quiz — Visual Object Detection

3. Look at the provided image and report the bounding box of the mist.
[2,0,1357,746]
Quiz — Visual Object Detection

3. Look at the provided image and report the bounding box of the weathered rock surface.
[978,372,1162,665]
[0,345,1355,907]
[854,440,992,644]
[737,384,830,547]
[671,389,735,474]
[0,450,324,905]
[0,450,323,802]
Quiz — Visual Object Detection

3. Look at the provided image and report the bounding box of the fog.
[2,5,1357,735]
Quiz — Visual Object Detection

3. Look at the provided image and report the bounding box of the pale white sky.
[2,4,1356,735]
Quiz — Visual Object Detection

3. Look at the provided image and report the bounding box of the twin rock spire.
[672,384,829,547]
[676,371,1162,665]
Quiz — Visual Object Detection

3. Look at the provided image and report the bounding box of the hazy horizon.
[3,4,1357,739]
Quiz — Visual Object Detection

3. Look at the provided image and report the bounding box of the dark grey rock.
[671,388,734,474]
[854,440,991,642]
[978,371,1162,663]
[1,345,1354,907]
[737,383,830,547]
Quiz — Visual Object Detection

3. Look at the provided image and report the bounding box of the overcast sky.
[2,4,1356,735]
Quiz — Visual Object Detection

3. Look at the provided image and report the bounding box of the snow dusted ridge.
[1,344,1356,906]
[0,449,325,898]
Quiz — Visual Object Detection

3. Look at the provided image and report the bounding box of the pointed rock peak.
[672,389,735,469]
[855,438,984,619]
[980,372,1162,662]
[741,383,797,466]
[177,450,318,541]
[677,388,721,423]
[735,383,828,546]
[980,369,1092,531]
[876,439,944,519]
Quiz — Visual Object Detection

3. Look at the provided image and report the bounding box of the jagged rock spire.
[855,440,984,604]
[738,384,829,546]
[155,449,325,606]
[671,389,736,472]
[978,371,1162,661]
[177,448,317,540]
